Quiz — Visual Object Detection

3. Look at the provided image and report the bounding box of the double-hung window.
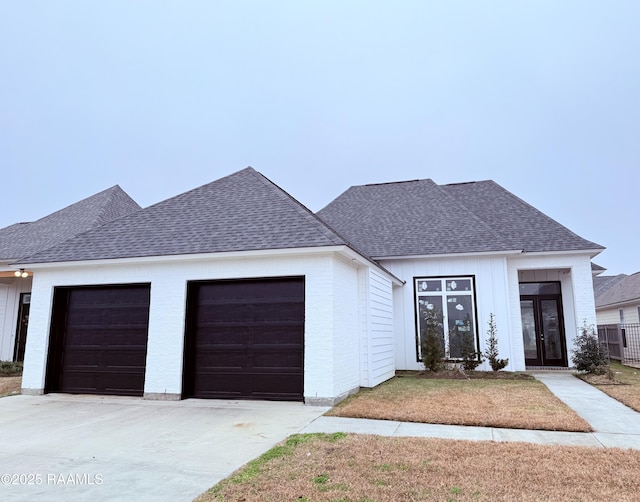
[415,276,478,360]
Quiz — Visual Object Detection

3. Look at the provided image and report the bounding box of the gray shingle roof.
[595,273,640,308]
[318,178,604,258]
[593,274,627,299]
[0,186,141,261]
[17,168,348,264]
[442,180,603,253]
[317,179,512,257]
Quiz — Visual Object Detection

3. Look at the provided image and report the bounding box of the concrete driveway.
[0,394,328,501]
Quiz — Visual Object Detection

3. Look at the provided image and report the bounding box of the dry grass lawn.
[581,362,640,412]
[326,373,591,432]
[0,376,21,397]
[199,433,640,502]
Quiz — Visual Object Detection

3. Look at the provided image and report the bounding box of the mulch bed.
[397,369,534,380]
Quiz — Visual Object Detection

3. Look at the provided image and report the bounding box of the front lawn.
[0,376,21,397]
[580,361,640,412]
[198,433,640,502]
[326,371,591,432]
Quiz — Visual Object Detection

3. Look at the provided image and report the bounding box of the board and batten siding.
[380,255,512,372]
[358,268,394,388]
[21,251,365,404]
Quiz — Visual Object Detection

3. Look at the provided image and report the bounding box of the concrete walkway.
[301,371,640,450]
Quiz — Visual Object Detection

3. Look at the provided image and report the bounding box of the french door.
[520,293,567,367]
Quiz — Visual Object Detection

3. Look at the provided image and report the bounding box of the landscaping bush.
[572,321,611,376]
[420,307,445,372]
[484,313,508,371]
[0,361,23,376]
[460,330,483,371]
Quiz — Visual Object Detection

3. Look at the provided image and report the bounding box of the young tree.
[460,330,483,371]
[420,306,445,372]
[484,313,508,371]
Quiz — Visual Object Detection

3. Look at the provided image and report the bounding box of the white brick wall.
[507,253,597,369]
[21,250,364,403]
[330,257,360,399]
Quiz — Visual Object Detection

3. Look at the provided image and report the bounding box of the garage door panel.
[60,370,145,397]
[195,350,246,370]
[195,303,303,324]
[191,372,302,400]
[46,284,150,397]
[63,348,147,366]
[184,277,304,401]
[64,328,149,346]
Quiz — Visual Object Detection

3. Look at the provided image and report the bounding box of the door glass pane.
[520,300,538,359]
[447,295,474,358]
[541,300,562,360]
[519,282,561,295]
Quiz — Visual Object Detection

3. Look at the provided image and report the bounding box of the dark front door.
[520,290,567,367]
[183,277,305,401]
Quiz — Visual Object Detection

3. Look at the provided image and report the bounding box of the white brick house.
[13,168,603,404]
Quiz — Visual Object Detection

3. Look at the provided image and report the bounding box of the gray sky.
[1,1,638,274]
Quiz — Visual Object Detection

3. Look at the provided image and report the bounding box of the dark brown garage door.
[183,277,304,401]
[45,284,151,397]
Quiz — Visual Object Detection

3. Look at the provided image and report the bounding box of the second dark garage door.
[183,277,305,401]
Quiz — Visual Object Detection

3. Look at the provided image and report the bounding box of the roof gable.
[0,185,141,261]
[318,177,604,258]
[18,168,348,264]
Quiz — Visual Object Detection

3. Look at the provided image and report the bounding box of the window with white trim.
[620,309,625,324]
[415,276,478,360]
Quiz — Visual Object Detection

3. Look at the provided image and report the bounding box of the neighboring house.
[594,272,640,325]
[0,186,141,362]
[17,168,603,404]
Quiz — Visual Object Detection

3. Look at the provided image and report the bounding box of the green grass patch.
[202,432,347,498]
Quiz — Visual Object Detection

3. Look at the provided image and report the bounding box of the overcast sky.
[1,1,638,274]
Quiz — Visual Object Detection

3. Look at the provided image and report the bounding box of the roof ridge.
[93,185,122,226]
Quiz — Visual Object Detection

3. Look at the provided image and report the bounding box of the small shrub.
[0,361,23,375]
[460,330,483,371]
[572,321,611,376]
[484,314,508,371]
[420,307,445,372]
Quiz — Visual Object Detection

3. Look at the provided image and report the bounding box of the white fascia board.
[338,247,404,286]
[373,249,524,261]
[14,246,356,270]
[516,249,605,259]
